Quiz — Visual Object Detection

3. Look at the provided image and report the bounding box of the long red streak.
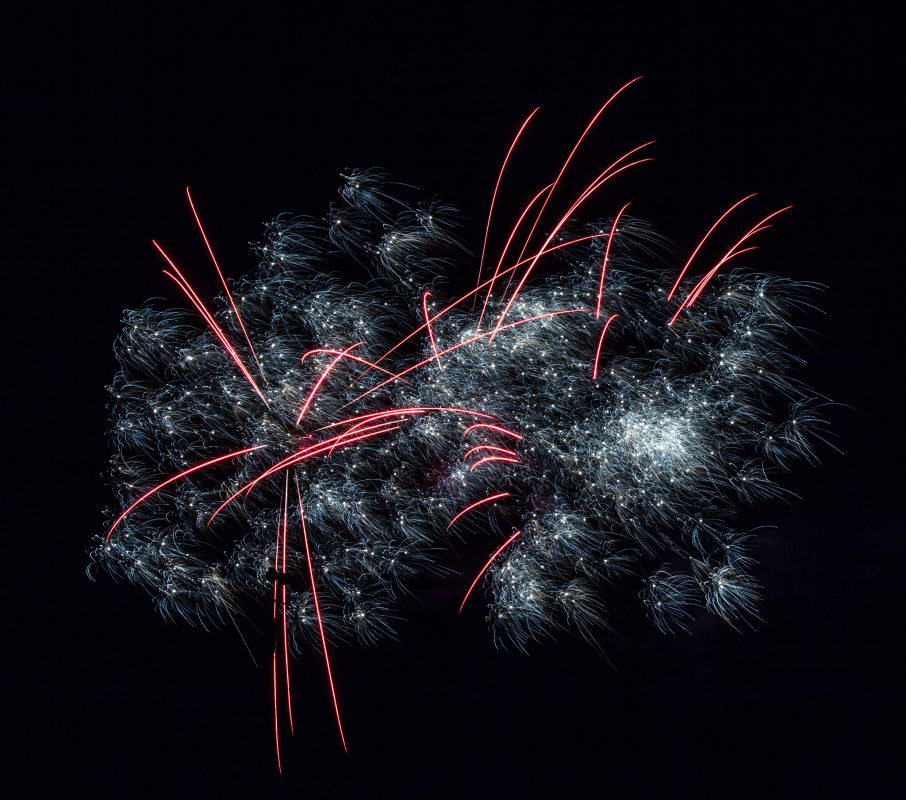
[107,444,265,537]
[516,77,643,264]
[155,243,268,406]
[477,181,555,332]
[469,455,520,472]
[685,207,792,306]
[352,269,518,382]
[463,445,516,461]
[464,423,524,440]
[485,227,613,332]
[272,485,285,769]
[459,530,523,613]
[667,250,758,326]
[280,479,294,734]
[320,407,496,431]
[475,107,540,302]
[592,313,620,380]
[300,347,407,380]
[327,421,402,455]
[506,232,614,273]
[421,291,443,368]
[596,203,631,318]
[327,417,412,438]
[273,496,283,620]
[670,248,760,324]
[208,426,400,523]
[272,650,282,774]
[447,493,511,530]
[669,206,792,325]
[514,140,653,281]
[186,187,265,379]
[666,194,757,301]
[296,342,363,423]
[491,151,653,338]
[296,486,348,752]
[259,427,393,479]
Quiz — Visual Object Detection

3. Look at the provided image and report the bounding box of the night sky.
[8,3,903,797]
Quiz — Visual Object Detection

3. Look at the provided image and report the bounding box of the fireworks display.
[91,80,826,759]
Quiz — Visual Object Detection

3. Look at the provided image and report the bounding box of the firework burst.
[91,80,827,763]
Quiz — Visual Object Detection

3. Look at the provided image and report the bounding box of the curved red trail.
[459,530,523,613]
[297,485,348,752]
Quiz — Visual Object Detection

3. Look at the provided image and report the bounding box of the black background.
[7,3,904,798]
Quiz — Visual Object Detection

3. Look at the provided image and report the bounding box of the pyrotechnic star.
[91,79,828,760]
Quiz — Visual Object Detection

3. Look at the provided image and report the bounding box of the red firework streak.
[421,291,443,368]
[513,77,643,269]
[186,187,265,379]
[105,76,791,770]
[153,242,269,407]
[447,492,511,531]
[296,481,348,752]
[271,478,292,774]
[474,106,540,308]
[469,455,520,472]
[464,423,523,440]
[106,444,266,538]
[296,342,364,423]
[668,204,793,325]
[596,202,631,319]
[459,530,523,613]
[463,445,518,461]
[592,314,621,381]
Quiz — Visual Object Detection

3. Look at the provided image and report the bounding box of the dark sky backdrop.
[7,3,904,798]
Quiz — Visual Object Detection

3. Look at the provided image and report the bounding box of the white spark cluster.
[92,168,827,652]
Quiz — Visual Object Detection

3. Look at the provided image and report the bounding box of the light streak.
[476,181,554,332]
[186,187,265,379]
[107,445,265,537]
[669,206,793,324]
[358,221,598,377]
[592,313,620,380]
[491,147,653,338]
[447,492,511,530]
[296,484,348,752]
[469,455,520,472]
[272,650,282,774]
[421,291,443,368]
[475,107,540,301]
[666,194,757,301]
[296,342,363,423]
[596,202,631,318]
[301,347,409,380]
[516,77,643,263]
[280,477,293,734]
[320,407,496,431]
[208,426,402,524]
[155,242,269,406]
[463,445,517,461]
[464,423,524,440]
[459,530,523,613]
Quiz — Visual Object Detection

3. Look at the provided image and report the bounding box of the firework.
[91,80,827,761]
